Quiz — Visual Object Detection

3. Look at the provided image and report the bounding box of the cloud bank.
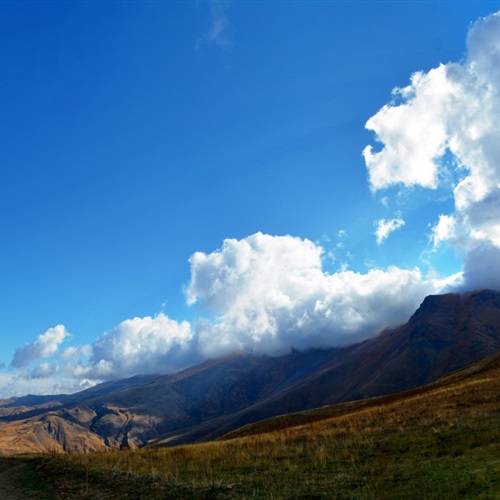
[2,233,455,396]
[3,9,500,397]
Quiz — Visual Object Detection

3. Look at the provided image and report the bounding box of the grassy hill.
[11,351,500,498]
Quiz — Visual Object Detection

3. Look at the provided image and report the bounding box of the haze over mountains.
[1,289,500,456]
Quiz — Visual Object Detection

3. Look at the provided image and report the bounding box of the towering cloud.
[187,232,445,357]
[363,10,500,291]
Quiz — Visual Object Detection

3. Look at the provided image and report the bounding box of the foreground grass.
[19,355,500,498]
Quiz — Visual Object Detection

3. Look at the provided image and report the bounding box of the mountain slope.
[33,349,500,499]
[156,289,500,445]
[219,349,500,441]
[1,289,500,454]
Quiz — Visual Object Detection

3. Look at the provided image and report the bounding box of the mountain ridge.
[1,289,500,455]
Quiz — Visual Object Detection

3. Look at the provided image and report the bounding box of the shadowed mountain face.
[1,289,500,455]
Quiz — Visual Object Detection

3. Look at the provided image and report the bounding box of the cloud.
[363,65,455,191]
[30,362,55,379]
[10,325,70,369]
[209,7,230,49]
[187,232,448,357]
[461,242,500,292]
[4,232,453,394]
[375,217,405,245]
[0,371,91,398]
[364,9,500,291]
[199,1,231,50]
[431,214,457,249]
[88,314,196,379]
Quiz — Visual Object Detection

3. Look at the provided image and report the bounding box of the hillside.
[14,350,500,498]
[1,289,500,455]
[220,349,500,441]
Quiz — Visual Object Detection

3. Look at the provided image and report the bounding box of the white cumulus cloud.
[88,314,195,379]
[375,217,405,245]
[187,232,448,357]
[10,325,70,369]
[364,9,500,291]
[431,214,457,249]
[363,65,457,191]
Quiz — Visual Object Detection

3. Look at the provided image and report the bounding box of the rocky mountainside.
[1,289,500,455]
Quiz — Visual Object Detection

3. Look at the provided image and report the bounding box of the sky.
[1,1,500,397]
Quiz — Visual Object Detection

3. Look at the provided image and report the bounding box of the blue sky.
[1,1,500,396]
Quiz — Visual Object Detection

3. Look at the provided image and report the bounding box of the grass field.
[11,353,500,499]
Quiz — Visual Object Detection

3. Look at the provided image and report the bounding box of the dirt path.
[0,458,37,500]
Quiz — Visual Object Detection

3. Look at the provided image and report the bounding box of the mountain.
[1,289,500,455]
[155,288,500,444]
[217,348,500,442]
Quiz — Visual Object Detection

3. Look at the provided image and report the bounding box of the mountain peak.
[409,292,461,321]
[409,289,500,323]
